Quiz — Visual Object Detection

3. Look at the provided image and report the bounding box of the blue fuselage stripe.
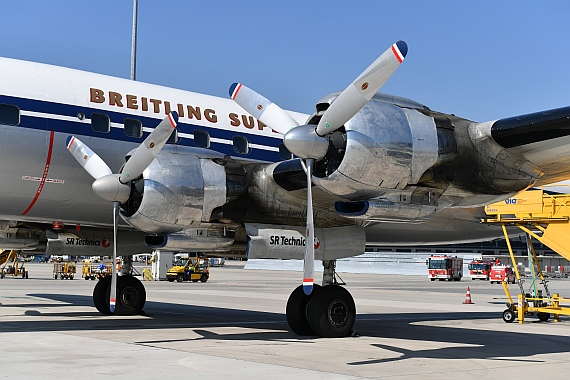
[0,94,283,162]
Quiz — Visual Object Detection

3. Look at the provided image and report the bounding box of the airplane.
[2,40,570,337]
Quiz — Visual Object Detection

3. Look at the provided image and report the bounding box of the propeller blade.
[119,112,178,183]
[66,136,113,180]
[229,83,299,135]
[303,158,315,295]
[315,40,407,136]
[110,201,119,313]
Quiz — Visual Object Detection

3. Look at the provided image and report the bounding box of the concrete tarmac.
[2,261,570,379]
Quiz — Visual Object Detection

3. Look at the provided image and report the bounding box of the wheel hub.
[120,286,140,308]
[328,298,349,327]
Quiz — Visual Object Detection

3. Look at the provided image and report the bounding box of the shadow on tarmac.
[2,292,567,365]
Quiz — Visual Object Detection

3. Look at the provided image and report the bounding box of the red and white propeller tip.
[315,40,407,136]
[229,83,299,135]
[119,111,178,183]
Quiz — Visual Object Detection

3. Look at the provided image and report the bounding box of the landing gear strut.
[286,260,355,338]
[92,275,146,315]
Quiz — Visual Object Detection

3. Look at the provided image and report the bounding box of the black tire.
[176,274,184,282]
[502,309,515,323]
[537,312,550,322]
[167,278,175,282]
[93,275,112,315]
[85,276,89,280]
[286,284,321,336]
[430,278,435,281]
[108,276,146,316]
[54,274,58,280]
[200,274,208,282]
[307,285,356,338]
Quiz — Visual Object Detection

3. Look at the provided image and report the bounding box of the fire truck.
[427,255,463,281]
[468,256,494,280]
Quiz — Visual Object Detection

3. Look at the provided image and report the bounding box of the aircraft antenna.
[130,0,138,81]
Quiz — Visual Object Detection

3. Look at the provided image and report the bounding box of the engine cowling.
[120,147,230,234]
[311,93,438,200]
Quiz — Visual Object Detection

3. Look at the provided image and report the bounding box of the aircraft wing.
[487,105,570,186]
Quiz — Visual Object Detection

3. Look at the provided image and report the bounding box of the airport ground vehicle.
[468,257,494,280]
[427,255,463,281]
[490,265,516,284]
[166,258,209,283]
[53,261,76,279]
[82,260,112,280]
[0,250,29,279]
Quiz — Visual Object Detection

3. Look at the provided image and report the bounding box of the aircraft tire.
[93,276,112,315]
[286,284,321,336]
[307,285,355,338]
[109,276,146,316]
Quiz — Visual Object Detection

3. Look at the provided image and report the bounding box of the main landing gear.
[92,259,146,315]
[286,260,356,338]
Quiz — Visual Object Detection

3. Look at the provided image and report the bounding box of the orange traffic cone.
[463,287,474,304]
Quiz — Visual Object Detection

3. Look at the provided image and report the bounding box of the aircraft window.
[194,130,210,148]
[0,104,20,126]
[91,113,110,133]
[167,129,178,144]
[279,144,293,160]
[124,118,142,138]
[232,136,250,154]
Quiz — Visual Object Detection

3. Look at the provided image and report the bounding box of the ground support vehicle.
[468,257,494,280]
[490,265,516,284]
[427,255,463,281]
[166,258,210,283]
[0,250,28,279]
[82,261,112,280]
[53,261,76,279]
[484,188,570,323]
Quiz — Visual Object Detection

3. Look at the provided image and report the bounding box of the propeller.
[229,41,407,295]
[67,112,178,312]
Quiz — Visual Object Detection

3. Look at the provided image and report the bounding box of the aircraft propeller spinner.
[229,41,407,295]
[66,112,178,312]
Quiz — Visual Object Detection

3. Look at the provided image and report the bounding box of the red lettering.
[205,109,217,123]
[141,97,149,112]
[177,103,185,118]
[164,101,172,114]
[242,115,255,129]
[258,120,267,131]
[149,99,162,113]
[187,106,201,120]
[90,88,105,104]
[126,94,138,110]
[229,113,240,127]
[109,92,123,107]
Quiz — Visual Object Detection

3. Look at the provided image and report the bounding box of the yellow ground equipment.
[53,261,76,280]
[81,260,112,280]
[0,250,29,279]
[166,257,210,283]
[483,187,570,323]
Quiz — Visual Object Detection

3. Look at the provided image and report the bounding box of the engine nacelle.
[312,94,438,200]
[245,223,365,260]
[121,147,229,234]
[145,228,234,251]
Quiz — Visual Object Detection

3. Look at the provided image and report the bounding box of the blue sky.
[2,1,569,121]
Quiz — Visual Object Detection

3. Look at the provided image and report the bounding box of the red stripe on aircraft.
[168,113,177,128]
[231,83,243,100]
[392,44,404,63]
[22,130,55,216]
